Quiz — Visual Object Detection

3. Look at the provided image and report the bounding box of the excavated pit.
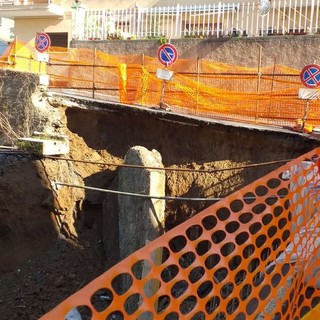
[0,70,319,319]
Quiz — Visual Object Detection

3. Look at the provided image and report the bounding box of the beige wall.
[15,17,72,43]
[72,35,320,70]
[6,0,74,45]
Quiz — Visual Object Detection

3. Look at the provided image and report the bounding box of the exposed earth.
[0,102,226,319]
[0,132,112,320]
[0,84,319,319]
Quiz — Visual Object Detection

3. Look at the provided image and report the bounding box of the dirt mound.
[0,132,111,319]
[0,109,206,319]
[0,89,319,319]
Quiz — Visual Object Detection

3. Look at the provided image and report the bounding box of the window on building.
[46,32,68,51]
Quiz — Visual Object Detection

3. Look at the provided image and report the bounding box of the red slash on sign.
[300,64,320,88]
[35,32,51,53]
[157,43,178,66]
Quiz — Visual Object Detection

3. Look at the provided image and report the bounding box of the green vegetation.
[16,140,42,154]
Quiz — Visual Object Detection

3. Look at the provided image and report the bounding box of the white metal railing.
[0,0,15,4]
[0,0,61,5]
[72,1,320,41]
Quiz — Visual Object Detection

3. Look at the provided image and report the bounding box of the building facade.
[0,0,319,49]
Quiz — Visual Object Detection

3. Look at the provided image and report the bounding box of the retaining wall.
[71,35,320,69]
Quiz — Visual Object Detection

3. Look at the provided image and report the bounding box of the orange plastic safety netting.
[40,148,320,320]
[1,39,320,129]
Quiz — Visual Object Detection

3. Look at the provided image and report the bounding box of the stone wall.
[0,70,39,144]
[71,35,320,69]
[0,70,62,145]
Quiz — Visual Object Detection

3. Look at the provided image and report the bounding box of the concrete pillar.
[118,146,165,261]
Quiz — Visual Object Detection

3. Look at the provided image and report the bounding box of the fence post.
[9,37,17,68]
[256,44,262,122]
[257,44,262,92]
[196,56,200,114]
[268,58,277,115]
[92,48,96,99]
[302,99,309,131]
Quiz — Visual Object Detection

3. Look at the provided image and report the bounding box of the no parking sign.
[300,64,320,88]
[157,43,178,66]
[35,32,51,53]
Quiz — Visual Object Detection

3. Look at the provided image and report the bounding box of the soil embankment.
[0,70,319,319]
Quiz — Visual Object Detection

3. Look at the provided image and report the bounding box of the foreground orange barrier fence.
[40,148,320,319]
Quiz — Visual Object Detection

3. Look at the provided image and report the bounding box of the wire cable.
[54,181,289,201]
[46,156,292,173]
[54,181,222,201]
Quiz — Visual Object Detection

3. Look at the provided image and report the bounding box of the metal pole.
[256,44,262,122]
[160,79,165,105]
[196,56,200,114]
[159,63,168,106]
[257,44,262,93]
[302,99,309,131]
[13,36,17,67]
[92,47,96,99]
[268,58,277,115]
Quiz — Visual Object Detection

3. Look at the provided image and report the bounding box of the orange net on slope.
[40,148,320,320]
[1,39,320,127]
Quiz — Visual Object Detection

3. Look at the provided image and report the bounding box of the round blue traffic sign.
[157,43,178,66]
[35,32,51,53]
[300,64,320,88]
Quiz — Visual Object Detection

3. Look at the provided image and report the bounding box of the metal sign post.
[298,88,320,131]
[156,68,174,106]
[156,44,178,110]
[160,78,166,106]
[299,65,320,132]
[35,32,51,76]
[302,99,309,131]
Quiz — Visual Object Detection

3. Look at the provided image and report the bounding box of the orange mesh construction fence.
[1,39,320,129]
[40,148,320,320]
